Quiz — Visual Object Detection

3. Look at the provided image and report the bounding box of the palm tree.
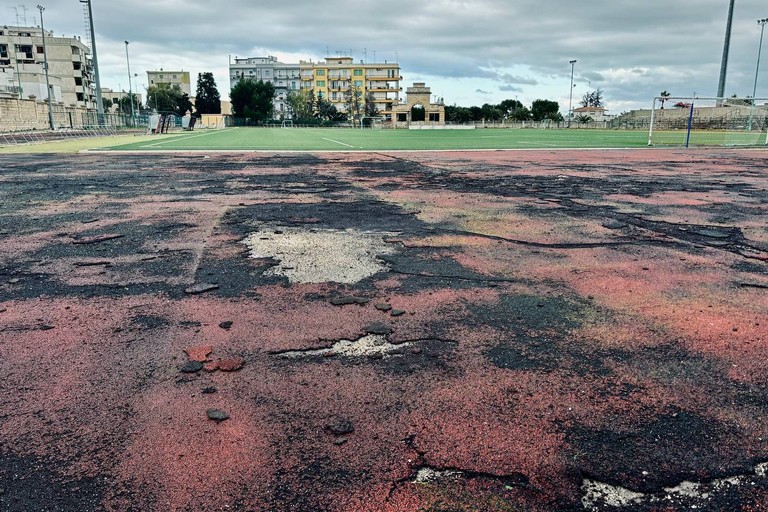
[659,91,671,109]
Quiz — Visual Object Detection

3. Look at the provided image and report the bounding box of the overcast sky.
[4,0,768,113]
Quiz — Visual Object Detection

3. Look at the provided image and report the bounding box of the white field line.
[321,137,355,148]
[140,129,233,148]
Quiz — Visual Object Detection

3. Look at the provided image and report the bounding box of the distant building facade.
[391,82,445,127]
[229,55,401,120]
[100,87,143,113]
[0,25,96,108]
[147,69,191,95]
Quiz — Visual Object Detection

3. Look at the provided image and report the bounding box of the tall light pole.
[36,5,54,130]
[717,0,736,102]
[753,18,768,100]
[568,59,577,127]
[80,0,103,120]
[125,41,135,126]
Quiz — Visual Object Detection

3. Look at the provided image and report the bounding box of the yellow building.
[300,57,401,121]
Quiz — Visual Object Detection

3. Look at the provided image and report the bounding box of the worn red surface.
[0,149,766,511]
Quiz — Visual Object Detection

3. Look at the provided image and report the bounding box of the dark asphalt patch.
[568,409,749,493]
[0,452,105,512]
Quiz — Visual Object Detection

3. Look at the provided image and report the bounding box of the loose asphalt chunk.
[206,409,230,422]
[180,361,204,373]
[390,309,406,317]
[375,303,392,312]
[219,320,233,329]
[329,296,370,306]
[184,283,220,295]
[364,322,394,335]
[72,234,124,245]
[325,417,354,436]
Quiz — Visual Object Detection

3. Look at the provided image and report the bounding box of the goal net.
[281,120,294,128]
[648,96,768,147]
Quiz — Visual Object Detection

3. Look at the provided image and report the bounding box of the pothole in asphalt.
[582,462,768,510]
[242,227,396,284]
[277,334,412,359]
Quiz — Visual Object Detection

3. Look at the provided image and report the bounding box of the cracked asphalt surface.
[0,149,767,511]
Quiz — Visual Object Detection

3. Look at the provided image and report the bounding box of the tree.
[659,90,671,109]
[530,99,561,121]
[575,114,594,124]
[580,88,604,108]
[316,92,343,122]
[102,97,113,112]
[444,105,472,123]
[345,85,364,124]
[147,83,191,116]
[230,78,275,122]
[498,99,523,118]
[509,106,532,121]
[194,72,221,115]
[286,88,315,121]
[117,93,141,115]
[481,103,503,122]
[364,92,378,118]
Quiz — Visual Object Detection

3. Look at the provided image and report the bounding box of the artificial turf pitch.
[100,127,653,152]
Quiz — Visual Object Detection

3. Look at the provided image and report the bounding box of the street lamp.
[36,5,54,130]
[752,18,768,100]
[125,40,135,126]
[568,59,577,127]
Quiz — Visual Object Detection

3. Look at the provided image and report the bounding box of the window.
[36,46,44,54]
[73,61,81,70]
[354,80,363,88]
[353,69,363,76]
[429,113,440,122]
[316,69,325,76]
[397,113,407,122]
[291,81,296,89]
[316,80,325,87]
[159,74,163,79]
[74,77,83,86]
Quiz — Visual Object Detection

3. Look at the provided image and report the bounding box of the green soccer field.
[99,127,653,152]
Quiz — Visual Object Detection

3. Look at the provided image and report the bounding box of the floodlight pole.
[753,19,768,100]
[125,41,135,126]
[716,0,735,104]
[568,59,577,128]
[37,5,54,130]
[80,0,104,121]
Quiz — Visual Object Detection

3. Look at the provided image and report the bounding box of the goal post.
[648,96,768,147]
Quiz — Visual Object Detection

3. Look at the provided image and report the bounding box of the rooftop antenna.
[363,48,367,63]
[373,50,376,62]
[19,4,28,25]
[395,51,398,62]
[10,6,19,27]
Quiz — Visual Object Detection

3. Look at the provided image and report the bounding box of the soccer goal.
[281,120,294,128]
[648,96,768,147]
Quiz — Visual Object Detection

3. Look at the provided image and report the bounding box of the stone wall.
[0,97,95,131]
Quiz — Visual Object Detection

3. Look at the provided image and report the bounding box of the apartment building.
[147,69,191,95]
[229,56,300,118]
[0,25,96,108]
[303,57,401,120]
[229,55,401,120]
[101,87,143,113]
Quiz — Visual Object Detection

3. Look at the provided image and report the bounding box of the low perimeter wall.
[0,97,95,132]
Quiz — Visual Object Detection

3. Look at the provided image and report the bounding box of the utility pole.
[125,41,135,126]
[753,18,768,99]
[717,0,736,103]
[568,59,577,127]
[37,5,54,130]
[80,0,104,120]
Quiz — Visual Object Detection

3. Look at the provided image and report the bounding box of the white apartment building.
[229,56,300,118]
[0,25,95,108]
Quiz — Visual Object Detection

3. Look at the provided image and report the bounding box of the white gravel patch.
[242,227,396,284]
[279,334,411,359]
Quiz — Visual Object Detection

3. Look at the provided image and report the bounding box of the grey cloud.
[499,85,523,92]
[17,0,768,108]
